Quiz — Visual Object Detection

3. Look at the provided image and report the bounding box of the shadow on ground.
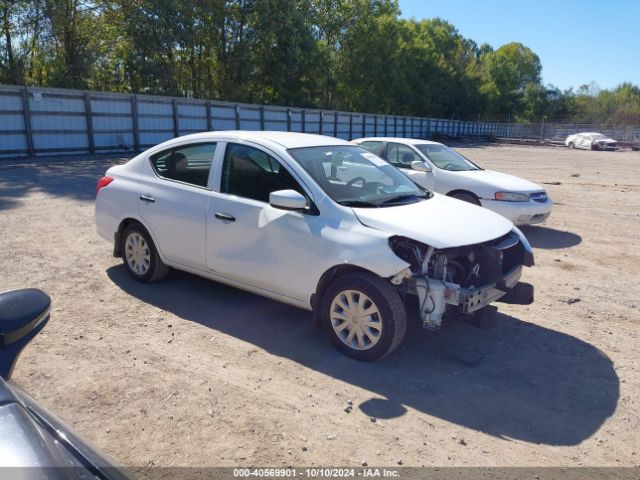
[0,158,124,210]
[108,266,618,447]
[521,225,582,249]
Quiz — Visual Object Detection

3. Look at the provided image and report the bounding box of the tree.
[478,42,542,119]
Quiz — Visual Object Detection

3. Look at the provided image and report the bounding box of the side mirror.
[0,289,51,380]
[411,160,432,172]
[269,189,308,211]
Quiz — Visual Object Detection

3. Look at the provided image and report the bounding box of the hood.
[449,169,544,193]
[353,193,513,249]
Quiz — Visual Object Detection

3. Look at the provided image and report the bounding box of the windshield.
[415,144,480,171]
[288,145,430,208]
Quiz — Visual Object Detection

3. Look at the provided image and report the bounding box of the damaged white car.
[95,131,534,361]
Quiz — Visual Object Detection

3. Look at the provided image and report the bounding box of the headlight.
[495,192,529,202]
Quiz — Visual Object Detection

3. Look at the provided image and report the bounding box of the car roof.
[354,137,444,146]
[161,131,353,149]
[577,132,603,136]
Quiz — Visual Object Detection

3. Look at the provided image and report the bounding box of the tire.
[451,192,481,206]
[321,272,407,361]
[568,142,575,149]
[121,223,169,283]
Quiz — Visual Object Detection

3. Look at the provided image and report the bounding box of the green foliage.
[0,0,637,124]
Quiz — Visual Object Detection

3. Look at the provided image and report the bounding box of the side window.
[150,143,216,188]
[386,143,419,168]
[221,143,305,203]
[359,141,384,156]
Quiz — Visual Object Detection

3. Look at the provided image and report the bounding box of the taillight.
[96,176,114,195]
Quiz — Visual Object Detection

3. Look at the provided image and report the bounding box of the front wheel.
[121,223,169,283]
[321,272,407,361]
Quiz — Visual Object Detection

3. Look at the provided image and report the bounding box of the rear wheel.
[322,272,406,361]
[122,223,169,283]
[568,142,575,149]
[451,192,481,206]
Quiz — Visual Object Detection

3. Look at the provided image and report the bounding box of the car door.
[578,134,591,149]
[385,142,436,190]
[206,142,313,302]
[138,142,217,270]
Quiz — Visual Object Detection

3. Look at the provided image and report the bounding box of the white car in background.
[96,131,535,360]
[354,137,553,226]
[565,132,618,150]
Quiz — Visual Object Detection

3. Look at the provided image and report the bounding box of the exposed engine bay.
[389,230,535,329]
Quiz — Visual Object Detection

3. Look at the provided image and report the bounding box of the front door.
[385,142,436,190]
[206,143,312,302]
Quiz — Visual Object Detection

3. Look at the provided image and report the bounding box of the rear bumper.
[481,198,553,226]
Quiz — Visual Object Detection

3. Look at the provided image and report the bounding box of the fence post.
[259,106,265,130]
[384,115,388,136]
[287,109,292,131]
[21,86,34,157]
[361,114,366,137]
[319,111,324,135]
[172,99,179,137]
[403,117,407,137]
[301,109,306,133]
[334,111,339,137]
[374,115,378,136]
[206,101,212,131]
[84,93,95,154]
[130,94,140,153]
[235,105,241,130]
[394,116,398,136]
[349,113,353,139]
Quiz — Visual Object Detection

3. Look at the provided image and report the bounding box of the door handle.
[139,195,155,203]
[215,212,235,222]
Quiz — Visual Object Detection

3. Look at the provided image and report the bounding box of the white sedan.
[353,137,553,226]
[96,131,535,360]
[565,132,618,151]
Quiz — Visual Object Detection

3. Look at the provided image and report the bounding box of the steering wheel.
[346,177,366,188]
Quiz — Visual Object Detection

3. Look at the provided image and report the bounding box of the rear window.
[150,143,217,188]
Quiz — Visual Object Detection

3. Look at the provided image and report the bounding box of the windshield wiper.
[338,200,380,208]
[379,193,429,206]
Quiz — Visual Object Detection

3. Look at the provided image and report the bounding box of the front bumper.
[459,265,524,313]
[415,266,533,329]
[481,198,553,226]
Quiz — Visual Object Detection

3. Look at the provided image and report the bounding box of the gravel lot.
[0,144,638,468]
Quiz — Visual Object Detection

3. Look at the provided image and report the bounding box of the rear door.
[138,142,217,270]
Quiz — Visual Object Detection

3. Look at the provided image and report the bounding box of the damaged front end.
[389,229,535,330]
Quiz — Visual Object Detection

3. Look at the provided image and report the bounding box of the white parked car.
[353,137,553,226]
[565,132,617,151]
[96,131,535,360]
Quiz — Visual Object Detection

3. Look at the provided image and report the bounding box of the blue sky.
[398,0,639,91]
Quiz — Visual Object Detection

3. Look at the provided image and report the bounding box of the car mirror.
[0,289,51,380]
[411,160,432,172]
[269,189,308,211]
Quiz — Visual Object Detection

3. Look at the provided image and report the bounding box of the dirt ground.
[0,144,638,468]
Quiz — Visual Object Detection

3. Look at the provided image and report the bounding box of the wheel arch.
[446,189,481,201]
[310,264,387,325]
[113,217,160,259]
